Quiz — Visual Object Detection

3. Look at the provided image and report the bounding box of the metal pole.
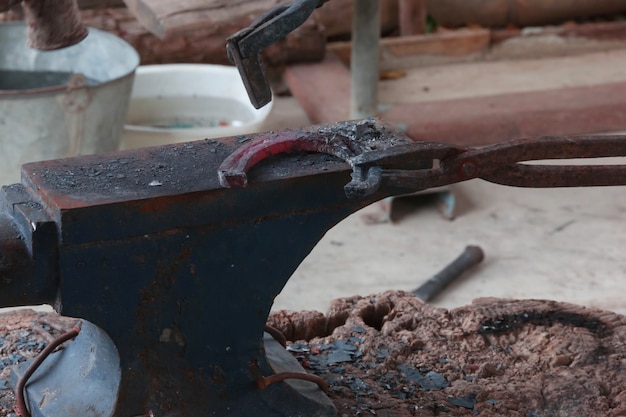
[350,0,380,119]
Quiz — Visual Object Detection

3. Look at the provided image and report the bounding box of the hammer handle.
[412,245,485,302]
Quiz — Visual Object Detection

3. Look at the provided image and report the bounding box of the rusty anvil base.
[0,120,418,417]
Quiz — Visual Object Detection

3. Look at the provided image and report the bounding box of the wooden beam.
[329,28,490,65]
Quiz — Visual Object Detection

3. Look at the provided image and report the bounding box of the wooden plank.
[384,28,490,57]
[380,81,626,146]
[492,20,626,45]
[284,52,351,124]
[285,53,626,145]
[329,28,490,64]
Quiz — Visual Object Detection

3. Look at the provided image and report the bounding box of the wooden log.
[122,0,399,39]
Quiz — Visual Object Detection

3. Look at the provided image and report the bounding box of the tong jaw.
[226,31,271,110]
[226,0,329,109]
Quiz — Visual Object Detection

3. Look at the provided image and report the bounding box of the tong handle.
[373,135,626,194]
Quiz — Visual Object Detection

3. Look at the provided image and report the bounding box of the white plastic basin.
[121,64,273,149]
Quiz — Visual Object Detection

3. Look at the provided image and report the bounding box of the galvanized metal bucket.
[0,22,139,186]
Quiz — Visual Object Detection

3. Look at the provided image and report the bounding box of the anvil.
[0,119,421,417]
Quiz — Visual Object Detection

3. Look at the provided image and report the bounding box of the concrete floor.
[263,49,626,316]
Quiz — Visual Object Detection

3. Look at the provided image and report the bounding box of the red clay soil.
[1,293,625,416]
[268,291,626,417]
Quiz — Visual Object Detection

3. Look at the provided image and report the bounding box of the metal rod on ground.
[350,0,380,119]
[412,245,485,302]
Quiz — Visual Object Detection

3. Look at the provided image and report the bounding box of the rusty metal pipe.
[6,0,87,50]
[350,0,380,119]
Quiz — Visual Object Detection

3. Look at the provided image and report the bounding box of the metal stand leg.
[350,0,381,119]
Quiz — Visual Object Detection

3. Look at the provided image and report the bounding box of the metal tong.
[219,120,626,198]
[349,135,626,198]
[227,0,330,109]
